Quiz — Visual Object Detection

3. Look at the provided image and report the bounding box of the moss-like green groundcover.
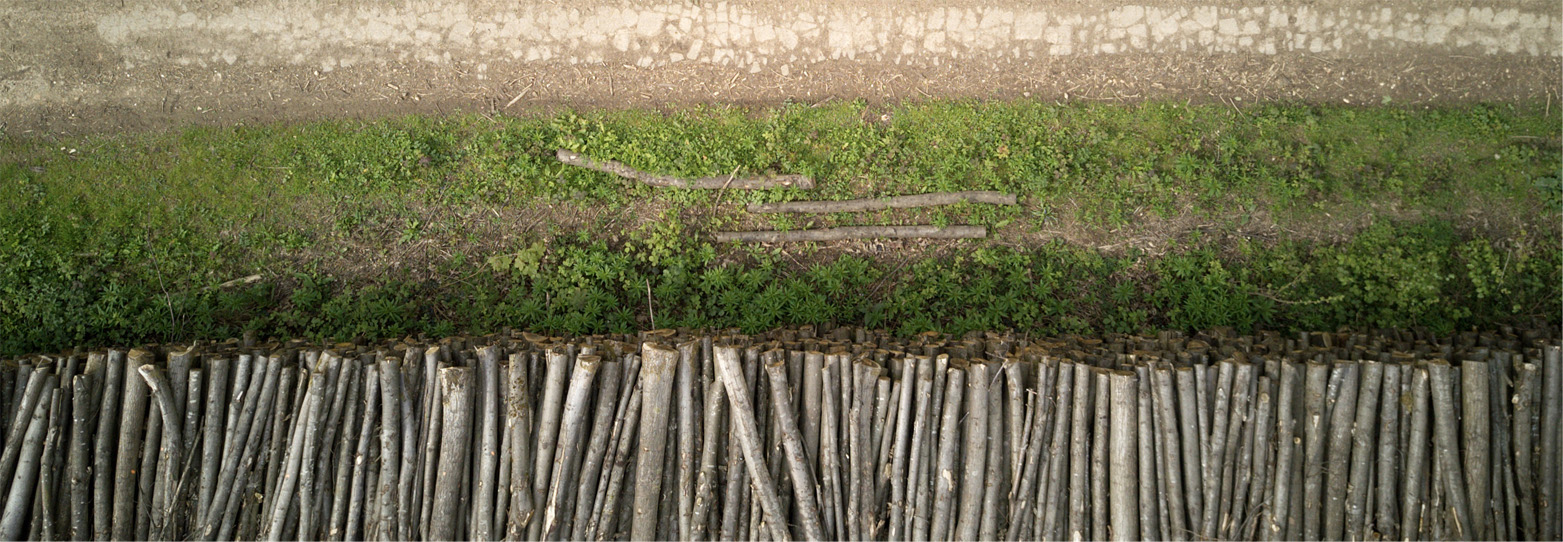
[0,100,1558,356]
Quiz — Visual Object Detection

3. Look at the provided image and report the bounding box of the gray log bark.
[715,225,986,243]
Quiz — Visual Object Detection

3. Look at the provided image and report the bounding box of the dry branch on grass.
[714,225,986,243]
[747,191,1017,213]
[555,149,813,190]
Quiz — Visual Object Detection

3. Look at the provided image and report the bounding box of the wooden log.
[887,356,917,542]
[205,355,278,541]
[197,357,229,526]
[464,348,497,541]
[1006,357,1056,542]
[396,351,422,542]
[260,361,302,536]
[1342,361,1383,541]
[1513,362,1539,540]
[1375,363,1403,540]
[689,379,726,542]
[1539,346,1561,542]
[953,361,989,542]
[0,383,53,540]
[1198,361,1236,539]
[1428,359,1475,540]
[37,385,64,542]
[264,357,324,540]
[529,347,570,540]
[542,355,601,540]
[1107,370,1140,542]
[1172,366,1204,536]
[1044,362,1081,540]
[1091,370,1110,540]
[66,373,94,541]
[1151,363,1189,541]
[568,359,622,540]
[137,364,184,541]
[1488,353,1516,542]
[0,369,50,510]
[1067,363,1094,540]
[714,225,987,243]
[221,354,255,476]
[713,345,791,542]
[1134,365,1161,541]
[586,369,643,541]
[1267,362,1300,541]
[1401,364,1432,541]
[764,352,827,541]
[345,365,380,542]
[1460,359,1492,540]
[874,373,897,541]
[746,191,1016,213]
[906,355,937,541]
[1235,369,1269,540]
[802,351,825,479]
[248,358,297,541]
[297,355,338,540]
[315,356,355,539]
[978,369,1005,542]
[1216,363,1254,538]
[505,351,535,540]
[929,362,967,542]
[632,342,679,540]
[327,358,366,540]
[1300,361,1330,541]
[135,375,162,542]
[111,349,153,541]
[676,343,698,542]
[555,148,812,191]
[430,367,473,541]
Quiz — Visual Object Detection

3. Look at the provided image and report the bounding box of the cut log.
[746,191,1016,213]
[715,225,986,243]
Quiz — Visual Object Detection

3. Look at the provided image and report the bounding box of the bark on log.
[1402,365,1432,541]
[929,363,966,542]
[556,149,813,189]
[1107,370,1140,542]
[763,354,827,541]
[430,367,473,542]
[953,361,989,542]
[542,355,600,540]
[715,225,986,243]
[714,345,791,542]
[0,384,53,541]
[137,365,183,541]
[1428,360,1475,540]
[1335,361,1378,540]
[746,191,1016,213]
[1460,359,1492,540]
[111,350,152,541]
[632,342,679,541]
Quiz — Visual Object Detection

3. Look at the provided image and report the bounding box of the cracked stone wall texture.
[97,1,1562,77]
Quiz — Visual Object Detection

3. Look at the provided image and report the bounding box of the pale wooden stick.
[715,225,986,243]
[713,345,791,542]
[748,191,1016,213]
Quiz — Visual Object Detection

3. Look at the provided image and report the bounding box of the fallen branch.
[714,225,986,243]
[555,149,812,189]
[747,191,1016,214]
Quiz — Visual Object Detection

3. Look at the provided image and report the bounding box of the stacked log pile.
[0,325,1558,541]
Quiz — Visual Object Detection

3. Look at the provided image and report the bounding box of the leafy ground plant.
[0,100,1558,355]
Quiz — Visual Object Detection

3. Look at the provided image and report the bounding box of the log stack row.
[0,325,1558,541]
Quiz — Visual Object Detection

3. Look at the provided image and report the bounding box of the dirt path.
[2,0,1558,134]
